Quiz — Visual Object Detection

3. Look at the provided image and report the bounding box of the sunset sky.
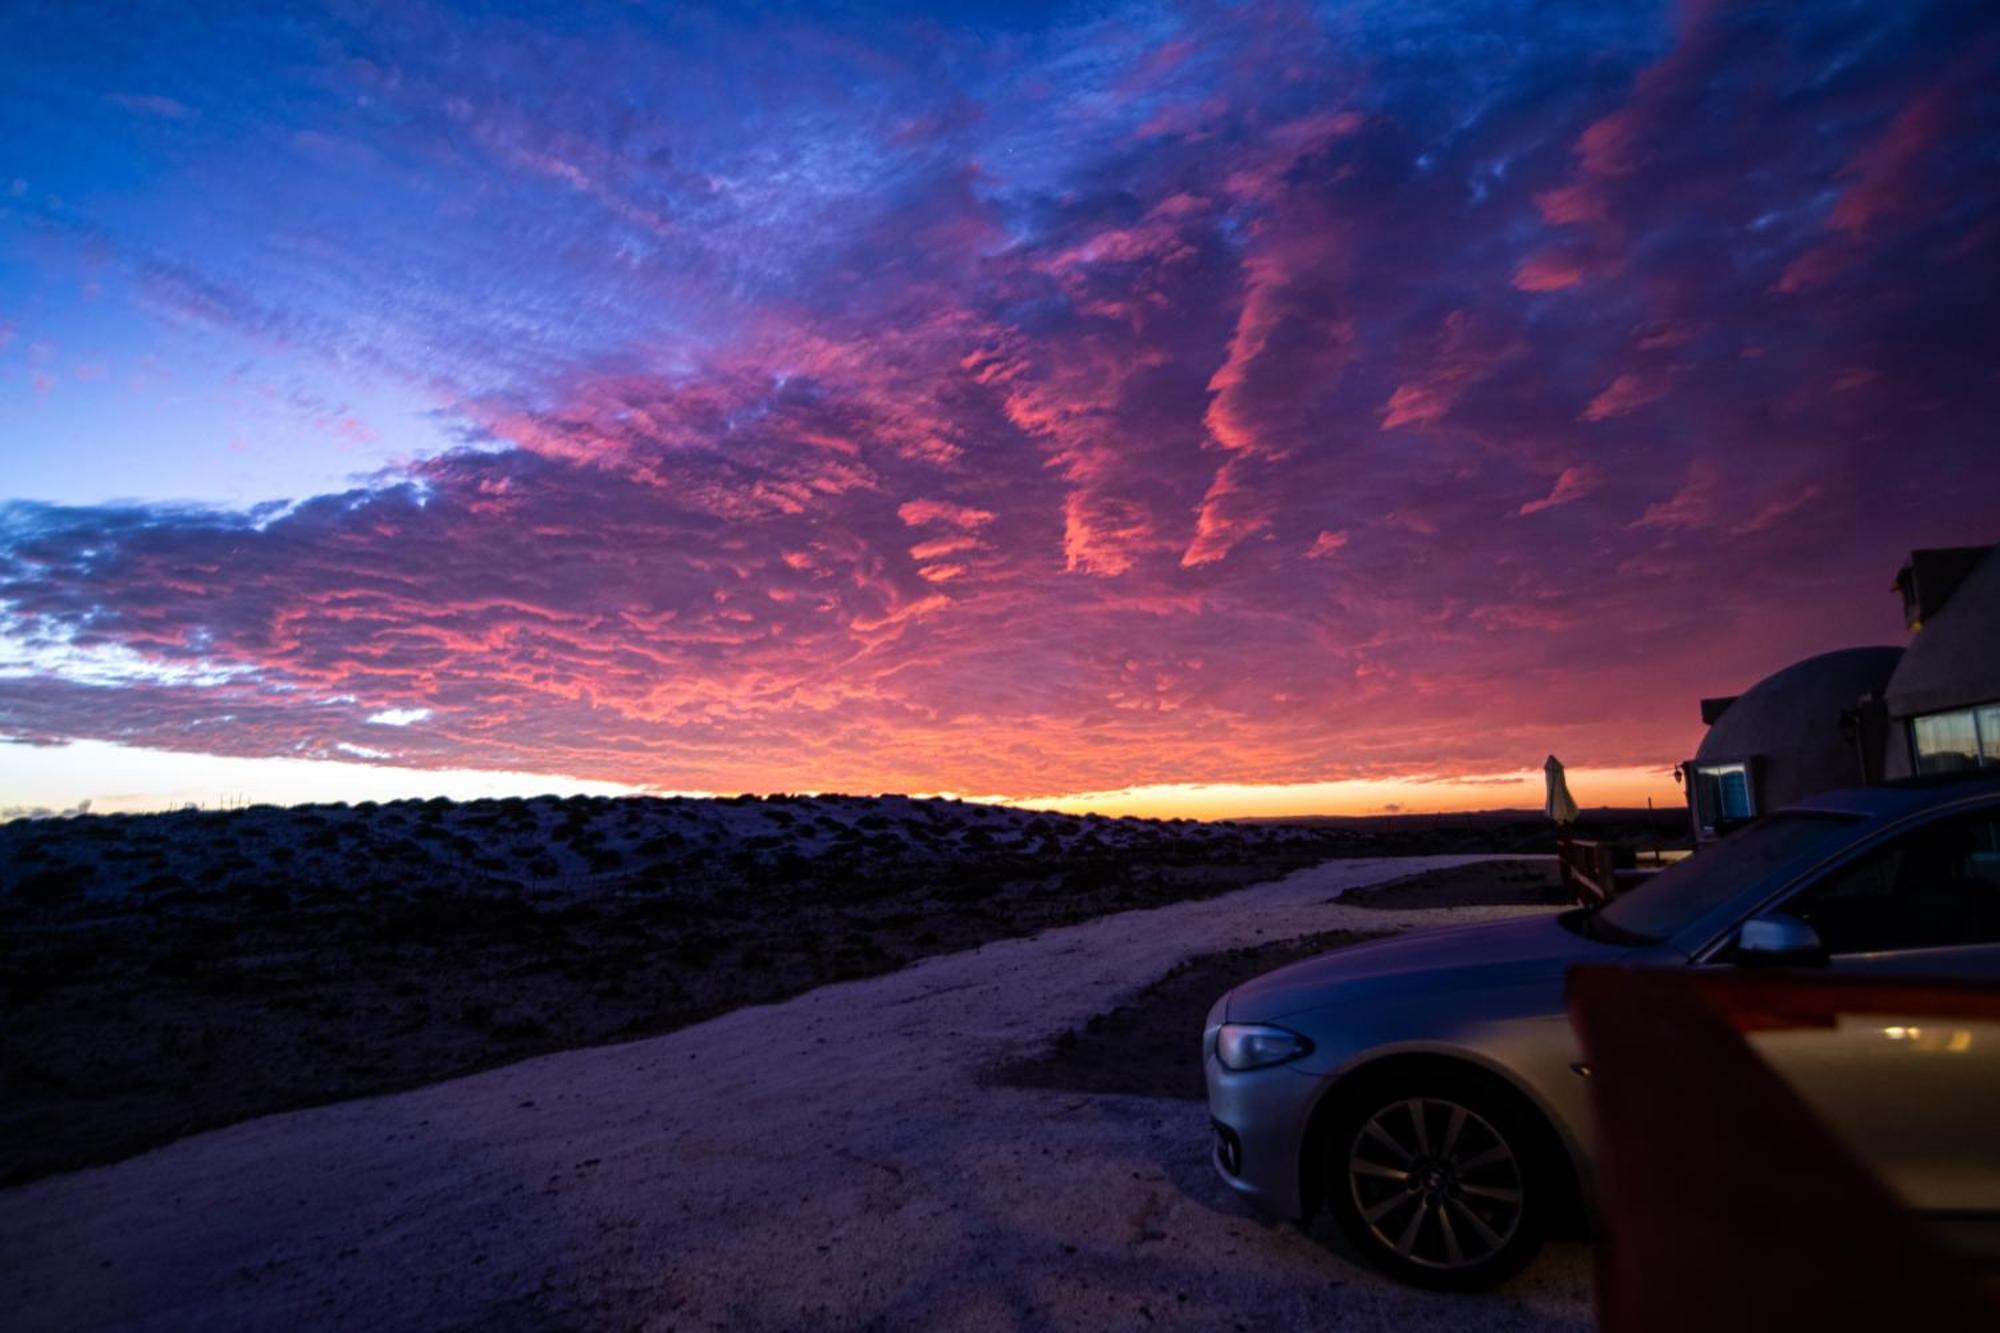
[2,0,1996,819]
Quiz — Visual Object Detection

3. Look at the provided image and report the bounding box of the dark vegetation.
[0,793,1308,1184]
[1335,857,1568,911]
[1243,806,1688,854]
[990,928,1390,1101]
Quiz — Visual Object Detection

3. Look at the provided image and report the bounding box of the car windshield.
[1595,812,1862,943]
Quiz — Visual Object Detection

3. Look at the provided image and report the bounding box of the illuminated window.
[1691,761,1755,837]
[1715,765,1752,819]
[1910,706,1998,774]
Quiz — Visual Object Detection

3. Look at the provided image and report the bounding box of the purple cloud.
[1,0,1996,803]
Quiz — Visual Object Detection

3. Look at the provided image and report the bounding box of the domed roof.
[1886,546,2000,721]
[1696,645,1904,808]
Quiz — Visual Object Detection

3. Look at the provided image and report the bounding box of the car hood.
[1225,912,1621,1021]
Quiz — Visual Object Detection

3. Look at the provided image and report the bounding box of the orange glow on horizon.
[3,742,1683,824]
[998,765,1682,821]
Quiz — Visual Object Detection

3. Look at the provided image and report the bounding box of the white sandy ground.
[0,855,1594,1332]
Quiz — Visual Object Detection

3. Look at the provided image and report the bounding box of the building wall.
[1690,646,1903,828]
[1884,547,2000,778]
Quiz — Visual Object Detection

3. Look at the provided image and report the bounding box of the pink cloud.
[1516,466,1599,516]
[1772,246,1841,296]
[1633,321,1697,351]
[1304,529,1349,558]
[1535,183,1610,227]
[1185,134,1361,566]
[1581,370,1670,421]
[896,499,994,529]
[908,535,981,561]
[1776,79,1966,294]
[2,0,1995,806]
[1379,383,1447,430]
[1379,311,1514,430]
[1731,483,1824,536]
[1513,250,1588,292]
[1632,460,1721,530]
[1828,85,1952,236]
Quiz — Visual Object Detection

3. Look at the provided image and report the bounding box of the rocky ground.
[1,794,1572,1185]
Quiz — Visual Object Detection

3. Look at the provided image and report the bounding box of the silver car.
[1205,776,2000,1289]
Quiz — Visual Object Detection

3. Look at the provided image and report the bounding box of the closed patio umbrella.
[1544,754,1580,825]
[1546,754,1582,902]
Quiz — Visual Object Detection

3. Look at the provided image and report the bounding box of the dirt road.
[0,856,1593,1331]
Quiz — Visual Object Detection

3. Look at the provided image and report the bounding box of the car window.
[1597,813,1858,942]
[1784,811,2000,955]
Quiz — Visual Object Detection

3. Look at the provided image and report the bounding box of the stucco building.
[1683,544,1999,841]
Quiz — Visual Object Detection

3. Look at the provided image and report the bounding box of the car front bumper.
[1204,1035,1323,1220]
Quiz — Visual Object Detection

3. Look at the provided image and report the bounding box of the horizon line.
[0,738,1683,823]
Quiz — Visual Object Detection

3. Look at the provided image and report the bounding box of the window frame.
[1777,808,2000,958]
[1688,756,1758,841]
[1908,700,2000,774]
[1688,792,2000,963]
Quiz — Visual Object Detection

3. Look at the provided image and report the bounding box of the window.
[1715,766,1753,820]
[1782,810,2000,955]
[1912,709,1982,773]
[1689,760,1755,839]
[1598,812,1857,943]
[1909,703,2000,774]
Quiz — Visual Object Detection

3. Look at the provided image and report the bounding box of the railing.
[1558,836,1687,906]
[1557,836,1621,906]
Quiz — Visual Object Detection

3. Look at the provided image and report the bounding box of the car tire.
[1319,1068,1551,1292]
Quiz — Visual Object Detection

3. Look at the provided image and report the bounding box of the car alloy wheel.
[1346,1097,1525,1271]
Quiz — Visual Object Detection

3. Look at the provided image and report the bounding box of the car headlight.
[1214,1022,1313,1071]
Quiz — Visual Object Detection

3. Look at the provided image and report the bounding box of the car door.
[1740,804,2000,1219]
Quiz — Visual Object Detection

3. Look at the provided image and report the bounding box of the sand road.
[1,856,1594,1331]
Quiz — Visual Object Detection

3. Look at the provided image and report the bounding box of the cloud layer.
[2,0,1997,799]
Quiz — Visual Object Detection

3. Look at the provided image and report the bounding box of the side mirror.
[1732,913,1827,967]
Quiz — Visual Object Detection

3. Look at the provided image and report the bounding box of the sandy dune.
[0,856,1593,1332]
